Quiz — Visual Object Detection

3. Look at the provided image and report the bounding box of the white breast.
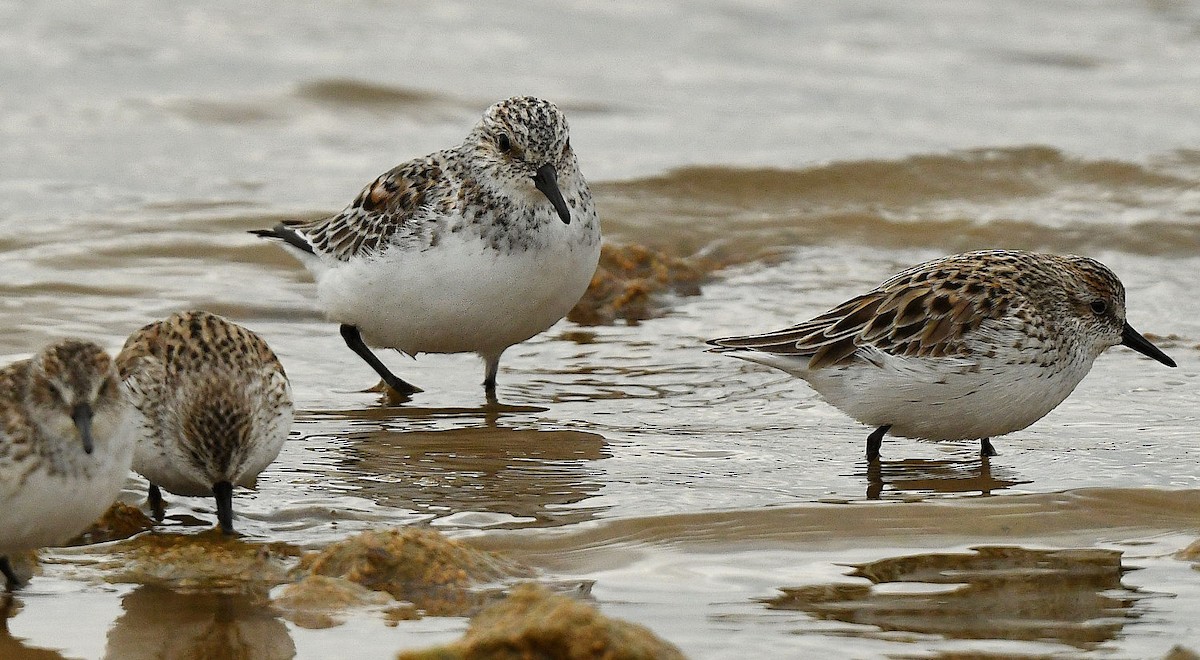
[315,225,601,359]
[732,339,1097,441]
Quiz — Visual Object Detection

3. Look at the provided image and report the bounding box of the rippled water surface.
[3,1,1200,658]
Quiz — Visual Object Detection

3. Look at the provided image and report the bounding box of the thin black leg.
[981,437,997,457]
[339,324,421,394]
[0,557,20,591]
[483,354,501,402]
[148,483,165,520]
[867,425,890,462]
[213,481,235,535]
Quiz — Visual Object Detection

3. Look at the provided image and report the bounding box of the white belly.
[739,350,1095,441]
[317,233,600,359]
[0,423,135,555]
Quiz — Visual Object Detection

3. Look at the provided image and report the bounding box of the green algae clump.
[396,583,685,660]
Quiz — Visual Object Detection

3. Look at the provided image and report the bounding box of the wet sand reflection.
[104,586,294,660]
[766,546,1140,649]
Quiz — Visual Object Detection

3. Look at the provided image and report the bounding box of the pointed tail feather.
[248,223,315,256]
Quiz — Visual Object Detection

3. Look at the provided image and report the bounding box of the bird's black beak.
[71,403,95,454]
[213,481,235,535]
[532,163,571,224]
[1121,322,1176,367]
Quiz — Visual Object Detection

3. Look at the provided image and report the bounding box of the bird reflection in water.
[306,405,611,528]
[863,455,1027,500]
[105,585,294,660]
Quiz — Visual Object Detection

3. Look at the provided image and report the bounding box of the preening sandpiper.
[251,95,601,400]
[709,250,1175,460]
[0,339,134,590]
[117,311,293,534]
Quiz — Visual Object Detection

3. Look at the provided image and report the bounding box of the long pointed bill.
[71,403,94,454]
[532,163,571,224]
[1121,322,1176,367]
[213,481,235,535]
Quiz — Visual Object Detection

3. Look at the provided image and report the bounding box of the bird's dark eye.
[497,133,511,153]
[1090,300,1107,315]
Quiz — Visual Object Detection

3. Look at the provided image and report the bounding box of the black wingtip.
[249,223,315,256]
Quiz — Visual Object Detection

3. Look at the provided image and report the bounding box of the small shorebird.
[117,311,292,534]
[251,95,601,400]
[708,250,1176,460]
[0,340,134,589]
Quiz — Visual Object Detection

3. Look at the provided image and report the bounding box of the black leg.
[339,324,421,394]
[483,354,501,402]
[981,437,997,457]
[213,481,235,535]
[867,425,890,462]
[0,557,20,591]
[148,483,165,520]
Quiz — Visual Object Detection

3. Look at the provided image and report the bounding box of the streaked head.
[471,96,575,224]
[26,339,123,454]
[1058,255,1174,367]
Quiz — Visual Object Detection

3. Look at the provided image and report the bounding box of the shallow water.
[3,1,1200,658]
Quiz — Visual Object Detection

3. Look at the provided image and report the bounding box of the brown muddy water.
[3,1,1200,658]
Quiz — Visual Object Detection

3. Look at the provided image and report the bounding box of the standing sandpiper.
[709,250,1176,460]
[251,95,601,400]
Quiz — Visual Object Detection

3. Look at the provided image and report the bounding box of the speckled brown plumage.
[709,250,1175,453]
[118,310,293,533]
[712,251,1126,370]
[257,96,598,263]
[0,339,135,587]
[249,96,602,398]
[0,341,125,480]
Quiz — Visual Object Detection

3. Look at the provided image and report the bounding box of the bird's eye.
[1090,300,1107,315]
[497,133,511,153]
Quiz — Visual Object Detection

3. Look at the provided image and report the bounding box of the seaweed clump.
[103,532,299,592]
[568,243,714,326]
[69,501,156,545]
[293,527,532,617]
[396,583,685,660]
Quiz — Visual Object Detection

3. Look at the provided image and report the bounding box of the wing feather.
[256,154,450,262]
[708,254,1027,370]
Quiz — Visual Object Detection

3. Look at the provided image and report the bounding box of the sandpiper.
[117,311,292,534]
[251,95,601,400]
[709,250,1176,460]
[0,339,134,589]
